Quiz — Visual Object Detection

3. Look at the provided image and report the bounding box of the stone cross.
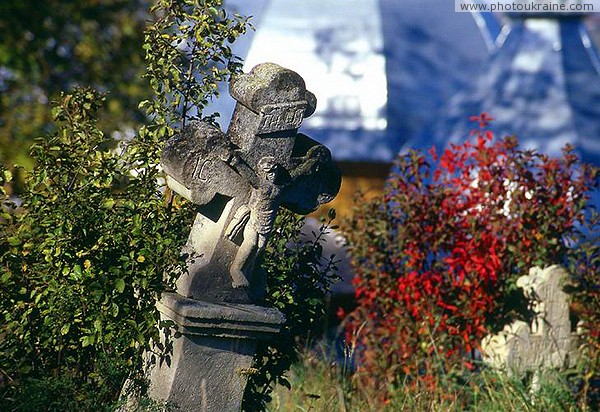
[142,63,340,411]
[161,62,341,303]
[481,265,579,376]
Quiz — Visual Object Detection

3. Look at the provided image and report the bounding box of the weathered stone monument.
[481,265,580,387]
[146,63,341,411]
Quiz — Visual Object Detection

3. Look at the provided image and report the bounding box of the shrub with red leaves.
[342,114,599,396]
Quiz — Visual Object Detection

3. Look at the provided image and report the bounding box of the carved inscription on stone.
[257,101,307,134]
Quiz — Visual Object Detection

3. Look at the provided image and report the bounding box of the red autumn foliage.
[342,114,599,395]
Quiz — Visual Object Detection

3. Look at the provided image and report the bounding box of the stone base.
[146,292,285,411]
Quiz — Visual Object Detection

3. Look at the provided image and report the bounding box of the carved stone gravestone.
[146,63,341,411]
[161,63,340,303]
[481,265,579,387]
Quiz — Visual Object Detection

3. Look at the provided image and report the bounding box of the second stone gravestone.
[481,265,580,391]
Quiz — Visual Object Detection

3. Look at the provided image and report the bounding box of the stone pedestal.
[147,292,285,411]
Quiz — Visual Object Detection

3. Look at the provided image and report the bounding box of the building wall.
[314,161,391,219]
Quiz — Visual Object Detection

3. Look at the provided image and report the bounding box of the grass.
[2,341,593,411]
[267,343,594,412]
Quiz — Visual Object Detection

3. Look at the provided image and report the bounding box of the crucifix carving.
[161,63,341,303]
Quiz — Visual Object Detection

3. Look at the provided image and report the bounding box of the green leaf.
[81,335,94,348]
[111,302,119,317]
[1,272,11,283]
[102,198,115,209]
[94,319,102,333]
[73,264,82,280]
[115,278,126,293]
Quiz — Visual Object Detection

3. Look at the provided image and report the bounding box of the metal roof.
[434,14,600,166]
[212,1,600,166]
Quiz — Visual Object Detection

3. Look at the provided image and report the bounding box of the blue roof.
[212,1,600,166]
[212,0,489,161]
[432,15,600,166]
